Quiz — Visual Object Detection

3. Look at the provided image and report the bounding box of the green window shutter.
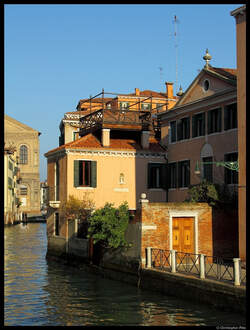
[186,160,190,187]
[218,108,222,132]
[186,117,190,139]
[207,111,211,134]
[202,112,205,135]
[147,163,152,189]
[192,116,196,138]
[161,164,167,189]
[224,106,228,130]
[177,162,182,188]
[91,161,97,188]
[74,160,80,187]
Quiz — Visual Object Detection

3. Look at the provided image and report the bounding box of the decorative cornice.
[65,148,166,159]
[158,88,237,121]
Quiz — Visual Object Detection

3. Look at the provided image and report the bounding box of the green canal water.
[4,223,246,326]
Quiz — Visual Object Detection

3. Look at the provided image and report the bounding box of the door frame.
[169,210,199,255]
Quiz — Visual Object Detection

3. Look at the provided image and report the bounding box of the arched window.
[20,145,28,164]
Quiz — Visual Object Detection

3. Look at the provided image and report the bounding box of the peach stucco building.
[159,52,238,203]
[45,84,177,250]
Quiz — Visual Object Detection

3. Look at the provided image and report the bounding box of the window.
[168,162,177,189]
[20,185,28,195]
[202,157,213,182]
[54,213,59,236]
[148,163,166,189]
[203,79,210,92]
[170,121,177,143]
[8,177,13,188]
[192,113,205,137]
[177,117,190,141]
[73,131,79,141]
[8,161,13,171]
[19,145,28,164]
[224,153,238,184]
[207,108,222,134]
[178,160,190,188]
[156,103,164,112]
[141,103,151,111]
[224,103,237,130]
[74,160,97,187]
[55,161,60,200]
[120,102,130,110]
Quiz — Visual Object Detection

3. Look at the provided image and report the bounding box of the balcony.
[79,108,152,136]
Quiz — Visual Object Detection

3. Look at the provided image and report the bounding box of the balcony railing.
[79,108,151,135]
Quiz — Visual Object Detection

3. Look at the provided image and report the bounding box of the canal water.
[4,223,245,326]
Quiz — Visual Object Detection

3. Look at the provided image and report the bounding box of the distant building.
[4,144,21,224]
[231,5,246,261]
[40,181,49,211]
[4,115,41,215]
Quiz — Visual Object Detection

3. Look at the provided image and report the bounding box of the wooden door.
[172,217,194,253]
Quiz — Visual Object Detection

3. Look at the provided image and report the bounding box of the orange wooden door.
[172,217,194,253]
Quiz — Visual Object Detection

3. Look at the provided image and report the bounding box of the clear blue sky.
[4,4,242,181]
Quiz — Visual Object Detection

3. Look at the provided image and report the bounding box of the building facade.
[45,84,178,256]
[4,115,41,215]
[59,83,177,146]
[231,5,246,261]
[159,53,238,203]
[4,144,21,224]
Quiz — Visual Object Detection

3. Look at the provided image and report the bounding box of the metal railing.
[175,251,200,276]
[149,248,246,286]
[79,108,151,135]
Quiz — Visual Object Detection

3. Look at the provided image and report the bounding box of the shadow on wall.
[212,208,238,258]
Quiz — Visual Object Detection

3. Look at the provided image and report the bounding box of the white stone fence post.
[146,247,152,268]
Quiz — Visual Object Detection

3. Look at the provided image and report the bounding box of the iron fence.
[151,248,171,270]
[240,260,246,285]
[175,251,200,276]
[204,256,234,283]
[150,248,246,286]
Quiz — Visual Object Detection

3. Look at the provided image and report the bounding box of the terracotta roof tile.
[45,133,165,156]
[127,90,168,98]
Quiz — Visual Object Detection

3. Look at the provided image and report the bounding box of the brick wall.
[130,198,213,267]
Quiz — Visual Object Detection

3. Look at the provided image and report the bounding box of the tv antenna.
[158,66,163,91]
[173,15,180,94]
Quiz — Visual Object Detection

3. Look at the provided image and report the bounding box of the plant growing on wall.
[87,202,130,250]
[185,180,220,206]
[185,180,238,208]
[60,194,95,220]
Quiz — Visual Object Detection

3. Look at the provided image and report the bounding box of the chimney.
[141,131,150,149]
[165,82,174,99]
[135,88,140,96]
[102,128,110,147]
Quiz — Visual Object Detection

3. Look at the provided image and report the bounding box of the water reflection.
[4,223,245,326]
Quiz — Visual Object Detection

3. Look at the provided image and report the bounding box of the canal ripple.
[4,223,246,326]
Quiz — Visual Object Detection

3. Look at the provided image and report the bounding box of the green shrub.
[87,202,130,249]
